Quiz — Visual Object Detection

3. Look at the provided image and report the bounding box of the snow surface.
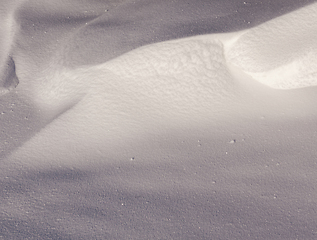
[1,1,317,239]
[227,2,317,89]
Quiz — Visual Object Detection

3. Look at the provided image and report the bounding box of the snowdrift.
[1,1,317,239]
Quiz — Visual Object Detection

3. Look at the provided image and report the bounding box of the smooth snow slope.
[1,1,317,239]
[226,2,317,89]
[4,0,315,160]
[5,2,317,169]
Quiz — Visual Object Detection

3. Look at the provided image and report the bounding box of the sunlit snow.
[1,1,317,239]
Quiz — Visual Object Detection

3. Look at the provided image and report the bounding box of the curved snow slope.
[226,2,317,89]
[2,3,317,239]
[7,37,243,169]
[5,44,317,172]
[34,39,235,118]
[4,2,317,170]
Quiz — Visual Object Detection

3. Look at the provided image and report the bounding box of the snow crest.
[8,37,241,168]
[226,2,317,89]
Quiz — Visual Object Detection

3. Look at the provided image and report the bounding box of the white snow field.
[1,1,317,239]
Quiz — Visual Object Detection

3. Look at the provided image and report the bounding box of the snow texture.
[1,1,317,239]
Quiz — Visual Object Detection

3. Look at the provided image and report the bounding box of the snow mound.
[226,2,317,89]
[8,38,242,169]
[33,38,236,119]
